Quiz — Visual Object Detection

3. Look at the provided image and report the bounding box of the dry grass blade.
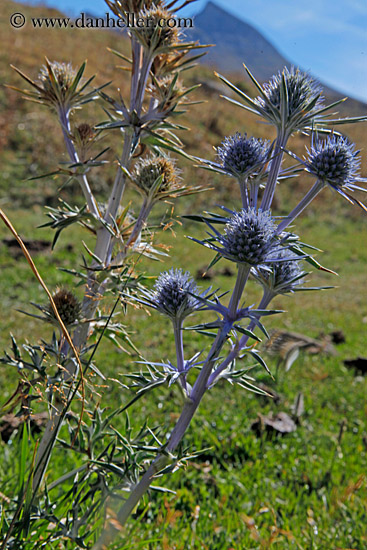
[0,207,85,438]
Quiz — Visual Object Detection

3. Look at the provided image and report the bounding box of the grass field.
[1,203,367,549]
[1,1,367,548]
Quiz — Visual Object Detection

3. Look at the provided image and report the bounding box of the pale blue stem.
[130,38,142,111]
[33,24,155,497]
[103,130,134,230]
[277,179,324,234]
[261,131,288,210]
[173,319,187,392]
[239,177,249,209]
[93,260,257,546]
[58,108,99,217]
[92,329,229,550]
[227,263,251,320]
[248,180,259,209]
[207,289,274,387]
[135,53,154,116]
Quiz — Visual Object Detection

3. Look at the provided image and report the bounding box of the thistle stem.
[135,53,154,115]
[249,180,259,208]
[93,328,228,550]
[207,290,274,387]
[239,177,249,209]
[173,319,187,391]
[130,39,143,111]
[261,132,288,210]
[104,131,134,232]
[70,134,134,359]
[277,179,324,234]
[33,107,135,494]
[58,108,99,217]
[94,261,259,544]
[227,263,251,320]
[32,7,171,502]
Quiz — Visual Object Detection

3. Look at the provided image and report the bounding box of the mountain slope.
[187,1,289,80]
[186,1,366,114]
[0,0,365,209]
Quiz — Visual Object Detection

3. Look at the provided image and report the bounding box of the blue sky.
[23,0,367,102]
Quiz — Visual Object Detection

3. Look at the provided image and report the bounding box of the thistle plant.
[2,0,207,541]
[90,63,366,548]
[1,1,367,548]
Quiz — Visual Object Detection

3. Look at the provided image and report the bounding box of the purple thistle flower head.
[147,269,204,321]
[307,135,361,188]
[217,133,270,178]
[220,208,277,266]
[255,67,323,132]
[252,249,306,295]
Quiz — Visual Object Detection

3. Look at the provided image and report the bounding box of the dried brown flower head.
[73,123,96,160]
[148,75,185,110]
[75,123,95,143]
[133,6,181,53]
[10,59,99,114]
[133,155,180,195]
[47,288,81,326]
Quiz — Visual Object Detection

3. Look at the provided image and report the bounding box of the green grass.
[1,203,367,550]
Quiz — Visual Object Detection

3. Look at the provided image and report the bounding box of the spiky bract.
[253,66,323,132]
[252,249,306,295]
[133,6,181,52]
[147,75,185,112]
[11,60,99,114]
[106,0,156,16]
[38,62,77,104]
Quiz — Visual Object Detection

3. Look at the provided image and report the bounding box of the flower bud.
[38,61,77,106]
[152,269,200,319]
[217,133,270,178]
[307,135,360,187]
[133,155,180,195]
[252,250,305,295]
[221,208,277,266]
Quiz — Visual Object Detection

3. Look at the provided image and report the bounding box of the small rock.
[251,411,297,437]
[0,412,49,443]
